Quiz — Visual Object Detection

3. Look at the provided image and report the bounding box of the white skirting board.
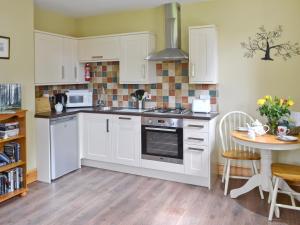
[81,158,212,189]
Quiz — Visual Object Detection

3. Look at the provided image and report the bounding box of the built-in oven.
[142,117,183,164]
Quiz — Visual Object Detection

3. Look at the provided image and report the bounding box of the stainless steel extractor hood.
[145,2,188,61]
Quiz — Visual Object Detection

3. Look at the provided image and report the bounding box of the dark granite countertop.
[35,107,219,120]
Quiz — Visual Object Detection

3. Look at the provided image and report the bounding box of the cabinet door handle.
[106,119,109,133]
[74,66,77,80]
[188,137,204,141]
[188,147,204,152]
[62,66,65,79]
[92,56,103,59]
[188,124,204,128]
[119,117,131,120]
[191,63,195,77]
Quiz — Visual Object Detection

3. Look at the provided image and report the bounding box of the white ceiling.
[34,0,205,18]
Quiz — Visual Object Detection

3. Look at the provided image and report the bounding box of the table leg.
[230,149,273,198]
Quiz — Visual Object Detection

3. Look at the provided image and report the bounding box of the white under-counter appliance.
[192,95,211,113]
[50,115,79,180]
[66,90,93,108]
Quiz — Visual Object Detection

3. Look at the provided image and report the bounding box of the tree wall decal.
[241,26,300,61]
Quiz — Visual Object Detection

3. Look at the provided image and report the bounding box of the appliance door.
[66,93,84,107]
[142,126,183,163]
[50,115,79,180]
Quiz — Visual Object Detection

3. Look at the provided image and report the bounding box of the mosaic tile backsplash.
[35,61,218,111]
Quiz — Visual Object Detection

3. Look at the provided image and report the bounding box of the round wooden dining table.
[230,131,300,199]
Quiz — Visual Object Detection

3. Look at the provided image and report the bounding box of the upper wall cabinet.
[189,26,218,84]
[119,33,156,84]
[78,36,120,62]
[35,31,85,85]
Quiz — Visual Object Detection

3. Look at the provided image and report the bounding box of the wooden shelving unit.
[0,110,27,203]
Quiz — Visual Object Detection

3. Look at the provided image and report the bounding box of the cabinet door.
[189,26,218,84]
[119,34,156,84]
[112,115,141,166]
[78,36,120,62]
[82,114,112,162]
[62,38,77,83]
[184,144,209,177]
[35,33,63,84]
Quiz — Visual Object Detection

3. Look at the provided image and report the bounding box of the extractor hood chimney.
[145,2,188,61]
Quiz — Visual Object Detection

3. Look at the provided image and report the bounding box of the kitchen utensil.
[236,127,248,132]
[55,103,63,113]
[35,97,51,113]
[135,89,145,100]
[277,126,290,136]
[192,95,211,113]
[276,135,298,142]
[54,93,67,110]
[247,127,256,140]
[251,119,270,136]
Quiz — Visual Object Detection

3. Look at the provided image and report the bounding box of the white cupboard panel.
[184,144,209,177]
[189,26,218,84]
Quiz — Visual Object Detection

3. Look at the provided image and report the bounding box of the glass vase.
[267,119,278,135]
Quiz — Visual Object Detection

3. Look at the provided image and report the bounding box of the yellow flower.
[265,95,272,100]
[279,99,284,106]
[257,98,266,106]
[287,99,294,106]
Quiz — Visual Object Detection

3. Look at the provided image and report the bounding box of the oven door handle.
[145,127,177,132]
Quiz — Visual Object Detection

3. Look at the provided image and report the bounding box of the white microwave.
[66,90,93,108]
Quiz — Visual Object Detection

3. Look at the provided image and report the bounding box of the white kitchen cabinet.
[183,118,218,188]
[112,115,141,166]
[81,113,113,162]
[78,36,120,62]
[189,25,218,84]
[62,38,83,83]
[35,32,63,84]
[119,33,156,84]
[184,144,209,177]
[80,113,141,166]
[35,31,84,85]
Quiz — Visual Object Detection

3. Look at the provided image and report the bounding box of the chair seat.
[222,150,261,160]
[272,163,300,183]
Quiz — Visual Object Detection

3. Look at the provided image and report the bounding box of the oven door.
[142,126,183,164]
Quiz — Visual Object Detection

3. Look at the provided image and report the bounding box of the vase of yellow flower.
[257,95,294,135]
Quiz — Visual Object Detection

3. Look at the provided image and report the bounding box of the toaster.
[192,97,211,113]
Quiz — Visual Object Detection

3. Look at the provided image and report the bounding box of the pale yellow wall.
[74,0,300,164]
[75,7,165,50]
[34,6,77,36]
[181,0,300,164]
[33,0,300,166]
[0,0,36,170]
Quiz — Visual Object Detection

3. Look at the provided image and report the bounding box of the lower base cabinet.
[82,113,112,162]
[112,115,141,166]
[184,144,209,177]
[80,113,141,166]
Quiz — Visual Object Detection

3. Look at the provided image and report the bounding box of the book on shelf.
[0,121,19,139]
[4,142,20,162]
[0,167,23,195]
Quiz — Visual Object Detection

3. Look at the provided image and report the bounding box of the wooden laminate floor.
[0,166,299,225]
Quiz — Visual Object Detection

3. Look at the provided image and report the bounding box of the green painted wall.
[34,6,77,36]
[0,0,36,170]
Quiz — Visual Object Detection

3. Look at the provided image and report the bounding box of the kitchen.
[0,0,300,225]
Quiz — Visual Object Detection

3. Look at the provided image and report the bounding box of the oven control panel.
[142,117,183,128]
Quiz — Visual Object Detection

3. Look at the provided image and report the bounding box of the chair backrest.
[219,111,255,152]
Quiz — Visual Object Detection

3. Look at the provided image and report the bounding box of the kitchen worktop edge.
[34,108,219,120]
